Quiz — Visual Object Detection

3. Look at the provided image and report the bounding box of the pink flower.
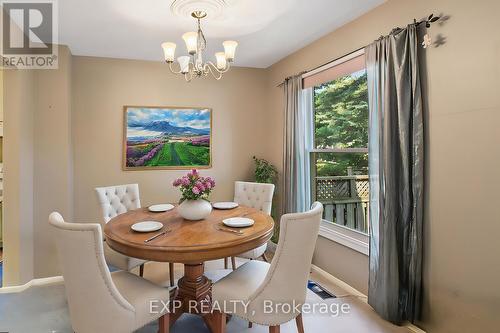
[187,169,199,180]
[181,176,190,186]
[205,181,212,189]
[195,182,206,192]
[173,179,181,187]
[192,187,200,195]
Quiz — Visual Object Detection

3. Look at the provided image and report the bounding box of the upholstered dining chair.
[95,184,175,286]
[213,202,323,333]
[49,212,170,333]
[226,181,275,270]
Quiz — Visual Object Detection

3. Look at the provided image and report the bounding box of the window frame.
[304,49,370,255]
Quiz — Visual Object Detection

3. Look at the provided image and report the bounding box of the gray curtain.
[366,24,425,324]
[282,75,312,214]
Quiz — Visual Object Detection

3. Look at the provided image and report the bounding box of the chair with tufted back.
[95,184,175,285]
[226,181,275,270]
[213,202,324,333]
[234,181,275,214]
[95,184,142,224]
[49,212,170,333]
[95,184,148,277]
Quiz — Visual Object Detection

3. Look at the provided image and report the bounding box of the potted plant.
[253,156,280,244]
[253,156,278,185]
[173,169,215,220]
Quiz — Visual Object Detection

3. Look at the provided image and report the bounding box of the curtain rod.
[277,13,440,87]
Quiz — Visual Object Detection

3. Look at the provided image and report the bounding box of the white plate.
[223,217,255,228]
[212,202,239,210]
[148,204,174,212]
[131,221,164,233]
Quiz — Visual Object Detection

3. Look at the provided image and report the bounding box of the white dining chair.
[213,202,323,333]
[49,212,170,333]
[226,181,275,270]
[95,184,175,286]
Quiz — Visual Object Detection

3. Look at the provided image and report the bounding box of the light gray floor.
[0,260,410,333]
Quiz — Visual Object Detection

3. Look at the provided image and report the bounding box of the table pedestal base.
[169,263,226,333]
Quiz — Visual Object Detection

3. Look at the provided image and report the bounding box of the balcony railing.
[312,167,370,234]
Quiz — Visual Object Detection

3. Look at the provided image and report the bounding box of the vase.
[178,199,212,220]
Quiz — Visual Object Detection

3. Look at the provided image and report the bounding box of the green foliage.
[145,142,210,167]
[253,156,278,185]
[174,142,210,166]
[252,156,280,242]
[314,70,369,176]
[146,144,173,166]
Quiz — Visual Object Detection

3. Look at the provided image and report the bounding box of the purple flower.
[181,176,190,186]
[192,187,200,195]
[205,181,212,189]
[173,179,181,187]
[188,169,199,180]
[195,181,206,192]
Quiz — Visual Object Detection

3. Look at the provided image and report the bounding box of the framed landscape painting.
[123,106,212,170]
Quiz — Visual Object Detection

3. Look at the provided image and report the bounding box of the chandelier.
[161,10,238,82]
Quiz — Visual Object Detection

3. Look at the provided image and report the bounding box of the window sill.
[318,220,369,256]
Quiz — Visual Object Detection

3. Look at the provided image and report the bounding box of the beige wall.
[2,46,73,285]
[3,68,36,286]
[71,57,269,224]
[265,0,500,332]
[313,237,369,294]
[33,46,73,278]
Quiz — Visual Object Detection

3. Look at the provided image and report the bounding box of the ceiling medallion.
[170,0,227,19]
[162,1,238,82]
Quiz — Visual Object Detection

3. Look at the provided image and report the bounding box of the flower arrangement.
[173,169,216,203]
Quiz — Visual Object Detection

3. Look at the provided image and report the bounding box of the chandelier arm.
[202,63,209,76]
[206,62,223,80]
[207,61,231,74]
[168,61,183,74]
[184,70,193,82]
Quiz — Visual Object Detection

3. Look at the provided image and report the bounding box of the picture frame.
[123,106,212,170]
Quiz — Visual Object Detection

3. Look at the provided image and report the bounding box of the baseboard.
[0,276,63,293]
[405,323,427,333]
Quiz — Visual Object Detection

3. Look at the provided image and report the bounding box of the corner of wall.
[33,44,74,278]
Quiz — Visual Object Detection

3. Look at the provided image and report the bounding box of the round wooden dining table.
[104,204,274,333]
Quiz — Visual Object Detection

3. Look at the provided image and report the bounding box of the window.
[305,50,370,239]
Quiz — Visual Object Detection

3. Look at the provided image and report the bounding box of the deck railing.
[312,167,370,234]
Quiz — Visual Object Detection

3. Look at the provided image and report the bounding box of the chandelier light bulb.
[182,32,198,55]
[177,56,191,73]
[223,40,238,62]
[215,52,227,70]
[161,42,176,62]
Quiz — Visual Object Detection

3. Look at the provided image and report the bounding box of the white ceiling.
[57,0,384,68]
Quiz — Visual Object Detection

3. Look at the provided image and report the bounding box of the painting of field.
[124,107,211,169]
